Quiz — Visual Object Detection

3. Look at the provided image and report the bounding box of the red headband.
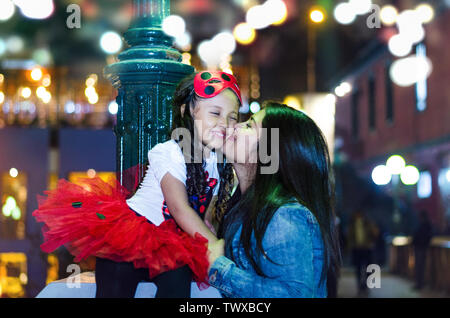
[193,71,242,105]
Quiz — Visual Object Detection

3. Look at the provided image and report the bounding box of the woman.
[207,101,341,298]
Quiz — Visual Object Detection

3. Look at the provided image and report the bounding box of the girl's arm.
[161,172,217,243]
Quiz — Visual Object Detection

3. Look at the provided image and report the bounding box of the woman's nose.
[225,127,235,138]
[234,122,245,129]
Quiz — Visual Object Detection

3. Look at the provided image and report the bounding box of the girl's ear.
[180,103,186,117]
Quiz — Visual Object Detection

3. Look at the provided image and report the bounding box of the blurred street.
[337,267,449,298]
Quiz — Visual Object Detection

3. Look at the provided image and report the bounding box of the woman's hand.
[208,238,225,269]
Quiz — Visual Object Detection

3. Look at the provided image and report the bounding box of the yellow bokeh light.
[310,9,325,23]
[42,74,51,87]
[0,91,4,104]
[85,74,98,87]
[233,22,256,45]
[283,95,302,110]
[271,1,288,26]
[222,68,233,75]
[42,91,52,104]
[415,3,434,24]
[9,168,18,178]
[20,87,32,99]
[36,86,47,99]
[30,67,43,81]
[380,5,398,26]
[181,52,191,65]
[85,86,96,98]
[88,93,99,104]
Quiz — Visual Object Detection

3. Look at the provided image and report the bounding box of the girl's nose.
[217,116,227,128]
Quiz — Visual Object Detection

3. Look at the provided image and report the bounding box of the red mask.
[193,71,242,105]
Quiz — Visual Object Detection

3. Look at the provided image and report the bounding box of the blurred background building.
[0,0,449,298]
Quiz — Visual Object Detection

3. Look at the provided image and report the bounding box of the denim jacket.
[208,201,327,298]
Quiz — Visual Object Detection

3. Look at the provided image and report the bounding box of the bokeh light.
[380,5,398,26]
[310,9,325,24]
[390,55,432,87]
[174,31,191,51]
[36,86,47,99]
[400,165,420,185]
[108,101,118,115]
[20,87,31,99]
[397,10,425,44]
[100,31,122,54]
[0,0,15,21]
[30,67,43,81]
[334,3,357,25]
[246,4,271,30]
[415,3,434,24]
[233,22,256,45]
[349,0,372,15]
[334,82,352,97]
[87,169,96,178]
[162,15,186,38]
[372,165,392,185]
[6,35,24,53]
[386,155,406,175]
[283,95,301,110]
[9,168,18,178]
[249,101,261,113]
[267,0,288,25]
[41,90,51,103]
[212,31,236,55]
[388,34,412,57]
[15,0,54,20]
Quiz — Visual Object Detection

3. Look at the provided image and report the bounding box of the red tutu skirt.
[32,175,210,286]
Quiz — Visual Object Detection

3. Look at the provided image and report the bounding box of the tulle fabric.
[32,175,210,287]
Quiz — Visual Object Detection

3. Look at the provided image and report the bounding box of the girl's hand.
[208,239,225,269]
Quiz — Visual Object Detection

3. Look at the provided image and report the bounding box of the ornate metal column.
[105,0,194,191]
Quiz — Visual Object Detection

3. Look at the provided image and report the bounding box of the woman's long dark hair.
[170,72,236,224]
[223,101,341,297]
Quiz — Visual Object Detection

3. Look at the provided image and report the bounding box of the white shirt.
[126,139,220,226]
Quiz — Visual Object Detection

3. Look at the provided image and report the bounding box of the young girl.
[32,70,241,298]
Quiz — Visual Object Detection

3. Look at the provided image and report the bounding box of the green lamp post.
[104,0,194,191]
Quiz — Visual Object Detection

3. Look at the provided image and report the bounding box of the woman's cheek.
[236,135,250,164]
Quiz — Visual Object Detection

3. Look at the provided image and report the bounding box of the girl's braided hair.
[170,72,236,226]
